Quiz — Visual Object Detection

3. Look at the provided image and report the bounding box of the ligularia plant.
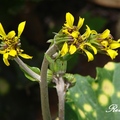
[0,12,120,120]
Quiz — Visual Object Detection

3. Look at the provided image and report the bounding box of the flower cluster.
[0,21,32,66]
[60,12,120,61]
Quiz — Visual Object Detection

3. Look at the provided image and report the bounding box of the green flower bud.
[47,69,53,84]
[64,73,76,87]
[49,59,67,75]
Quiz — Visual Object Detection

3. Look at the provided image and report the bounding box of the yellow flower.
[64,12,84,30]
[62,12,84,39]
[91,29,120,59]
[0,21,32,66]
[101,40,120,50]
[106,40,120,59]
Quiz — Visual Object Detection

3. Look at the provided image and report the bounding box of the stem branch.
[14,57,40,82]
[40,44,57,120]
[55,76,65,120]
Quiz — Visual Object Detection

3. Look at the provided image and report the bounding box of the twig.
[40,44,58,120]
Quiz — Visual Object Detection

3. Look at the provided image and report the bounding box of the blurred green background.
[0,0,120,119]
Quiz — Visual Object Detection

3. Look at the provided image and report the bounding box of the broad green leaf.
[66,75,99,120]
[65,62,120,120]
[108,62,120,120]
[65,102,78,120]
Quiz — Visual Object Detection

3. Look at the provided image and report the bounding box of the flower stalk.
[40,44,58,120]
[14,57,40,81]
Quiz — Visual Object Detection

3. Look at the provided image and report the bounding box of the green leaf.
[65,102,78,120]
[45,54,54,63]
[65,62,120,120]
[20,65,40,82]
[66,75,98,120]
[46,54,67,74]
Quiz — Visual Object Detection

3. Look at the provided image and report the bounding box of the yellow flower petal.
[91,30,97,35]
[77,17,84,30]
[85,43,97,54]
[7,31,16,38]
[118,39,120,42]
[64,12,74,28]
[9,50,17,57]
[107,49,118,59]
[84,49,94,61]
[0,36,2,39]
[101,41,108,48]
[100,29,110,39]
[62,29,69,34]
[3,58,10,66]
[81,25,91,40]
[3,53,10,66]
[71,31,79,38]
[60,42,68,56]
[110,42,120,49]
[18,21,26,37]
[0,50,5,54]
[69,44,77,54]
[3,53,9,59]
[19,53,32,59]
[0,23,6,38]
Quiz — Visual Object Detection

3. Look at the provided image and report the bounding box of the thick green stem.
[40,44,57,120]
[14,57,40,82]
